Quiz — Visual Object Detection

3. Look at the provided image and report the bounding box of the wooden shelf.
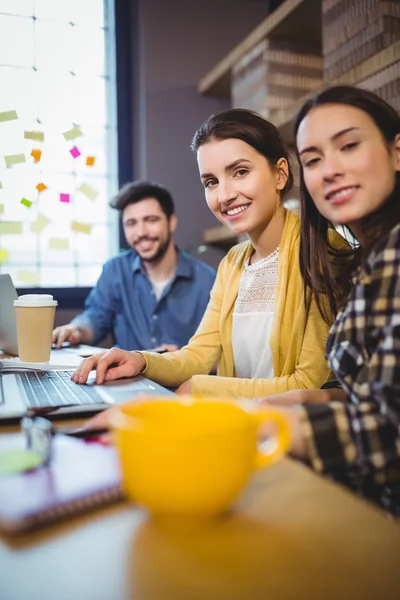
[203,225,238,249]
[197,0,321,98]
[272,41,400,142]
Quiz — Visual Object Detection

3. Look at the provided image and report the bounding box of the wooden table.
[1,457,399,600]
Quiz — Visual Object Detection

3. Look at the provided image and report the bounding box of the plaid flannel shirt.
[301,223,400,512]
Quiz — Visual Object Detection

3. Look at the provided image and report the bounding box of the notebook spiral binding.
[5,487,125,534]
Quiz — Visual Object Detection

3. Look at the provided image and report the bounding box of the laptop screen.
[0,274,18,355]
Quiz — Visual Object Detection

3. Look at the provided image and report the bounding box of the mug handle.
[251,408,291,469]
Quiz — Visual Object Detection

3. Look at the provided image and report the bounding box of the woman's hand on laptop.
[71,348,146,384]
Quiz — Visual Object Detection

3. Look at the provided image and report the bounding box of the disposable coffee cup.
[13,294,58,363]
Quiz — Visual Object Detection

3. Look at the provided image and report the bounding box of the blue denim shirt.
[71,249,216,350]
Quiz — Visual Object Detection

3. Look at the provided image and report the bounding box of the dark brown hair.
[109,180,175,219]
[191,108,294,198]
[294,85,400,322]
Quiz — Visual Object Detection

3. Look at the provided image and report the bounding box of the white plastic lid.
[14,294,58,307]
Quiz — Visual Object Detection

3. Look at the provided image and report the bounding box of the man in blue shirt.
[52,181,216,351]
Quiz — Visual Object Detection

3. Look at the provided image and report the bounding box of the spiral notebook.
[0,433,123,534]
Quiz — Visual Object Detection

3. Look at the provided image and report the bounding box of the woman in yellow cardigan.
[72,109,333,397]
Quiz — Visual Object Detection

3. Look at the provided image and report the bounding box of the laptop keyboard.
[17,370,105,408]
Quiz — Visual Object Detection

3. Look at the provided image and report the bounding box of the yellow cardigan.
[140,209,332,398]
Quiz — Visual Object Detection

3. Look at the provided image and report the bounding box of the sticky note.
[78,183,98,201]
[24,130,44,142]
[0,204,4,214]
[86,156,95,167]
[63,125,83,140]
[60,193,70,203]
[5,154,26,168]
[71,220,91,234]
[49,238,69,250]
[0,110,18,122]
[0,448,43,474]
[70,146,81,159]
[31,148,42,162]
[17,270,40,286]
[0,249,9,262]
[0,222,22,234]
[36,183,47,192]
[30,214,50,234]
[20,198,32,208]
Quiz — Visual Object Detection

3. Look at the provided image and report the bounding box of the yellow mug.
[109,397,291,518]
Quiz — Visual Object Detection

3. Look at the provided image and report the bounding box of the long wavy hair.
[294,85,400,323]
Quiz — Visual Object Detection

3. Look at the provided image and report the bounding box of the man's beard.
[134,231,172,263]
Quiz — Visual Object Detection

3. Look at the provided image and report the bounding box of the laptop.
[0,274,175,423]
[0,274,19,356]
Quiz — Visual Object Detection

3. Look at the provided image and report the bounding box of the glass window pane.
[0,230,38,265]
[34,0,104,28]
[34,22,105,76]
[0,1,117,288]
[34,20,77,73]
[72,27,106,76]
[74,176,109,222]
[0,67,38,121]
[0,15,34,67]
[40,266,76,287]
[39,224,75,265]
[5,266,40,285]
[35,73,107,127]
[0,0,34,18]
[76,264,103,286]
[75,224,109,264]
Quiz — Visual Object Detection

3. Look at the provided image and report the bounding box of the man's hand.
[71,348,146,384]
[52,325,82,348]
[175,379,192,395]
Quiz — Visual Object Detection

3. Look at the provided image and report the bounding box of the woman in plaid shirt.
[264,86,400,513]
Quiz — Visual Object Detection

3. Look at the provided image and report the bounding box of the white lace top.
[232,248,279,379]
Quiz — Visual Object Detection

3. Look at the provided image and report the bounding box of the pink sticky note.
[69,146,81,159]
[60,193,70,203]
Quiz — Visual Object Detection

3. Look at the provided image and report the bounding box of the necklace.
[249,246,279,267]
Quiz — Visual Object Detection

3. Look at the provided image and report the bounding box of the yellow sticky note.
[63,125,83,140]
[30,214,50,234]
[17,270,40,286]
[78,183,98,201]
[0,249,9,262]
[71,220,92,234]
[0,204,4,214]
[24,130,45,142]
[5,154,26,168]
[0,110,18,122]
[49,238,69,250]
[86,156,95,167]
[36,182,47,192]
[0,222,22,234]
[31,148,42,162]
